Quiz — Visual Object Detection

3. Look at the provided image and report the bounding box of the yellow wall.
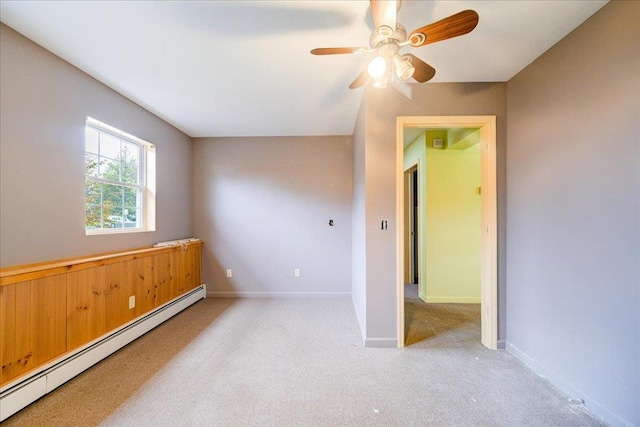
[425,140,481,303]
[403,132,427,298]
[404,130,481,303]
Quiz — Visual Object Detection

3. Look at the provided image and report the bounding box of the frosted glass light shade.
[368,56,387,79]
[394,54,415,81]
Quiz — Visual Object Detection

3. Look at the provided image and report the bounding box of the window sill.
[85,227,154,236]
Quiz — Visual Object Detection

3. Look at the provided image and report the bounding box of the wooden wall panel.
[87,266,108,343]
[51,276,68,359]
[67,266,109,350]
[30,276,66,368]
[153,253,172,307]
[136,257,155,317]
[186,245,201,291]
[13,282,32,378]
[105,262,128,332]
[193,246,201,289]
[1,241,202,387]
[0,284,16,383]
[171,250,183,296]
[66,269,89,351]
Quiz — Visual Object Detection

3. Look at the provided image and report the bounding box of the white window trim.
[85,117,156,235]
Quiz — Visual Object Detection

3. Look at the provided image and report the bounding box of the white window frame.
[85,117,156,235]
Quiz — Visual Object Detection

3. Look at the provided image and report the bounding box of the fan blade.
[370,0,397,32]
[409,10,479,47]
[404,54,435,83]
[349,71,369,89]
[311,47,364,55]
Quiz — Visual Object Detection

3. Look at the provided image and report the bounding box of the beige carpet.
[404,284,481,347]
[4,297,603,426]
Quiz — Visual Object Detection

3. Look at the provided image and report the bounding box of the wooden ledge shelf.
[0,241,203,286]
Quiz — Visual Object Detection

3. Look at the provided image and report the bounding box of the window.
[85,118,155,234]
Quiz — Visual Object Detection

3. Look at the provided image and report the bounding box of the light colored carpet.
[4,297,603,426]
[404,283,480,347]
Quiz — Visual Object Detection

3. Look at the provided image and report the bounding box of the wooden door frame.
[396,116,498,349]
[403,165,419,285]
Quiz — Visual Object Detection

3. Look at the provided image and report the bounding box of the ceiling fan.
[311,1,479,89]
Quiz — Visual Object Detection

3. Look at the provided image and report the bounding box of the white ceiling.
[0,1,607,138]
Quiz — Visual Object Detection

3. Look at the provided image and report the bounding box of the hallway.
[404,283,480,348]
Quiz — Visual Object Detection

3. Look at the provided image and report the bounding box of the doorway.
[396,116,498,350]
[403,129,482,345]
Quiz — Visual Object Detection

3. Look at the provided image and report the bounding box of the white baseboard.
[207,291,350,299]
[0,377,47,423]
[364,337,398,348]
[0,285,206,422]
[424,296,481,304]
[506,342,629,427]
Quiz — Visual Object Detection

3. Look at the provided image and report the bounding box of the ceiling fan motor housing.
[370,23,408,48]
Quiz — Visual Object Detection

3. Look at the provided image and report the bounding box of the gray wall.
[0,24,193,267]
[506,1,639,425]
[355,83,507,345]
[192,136,352,297]
[352,97,367,338]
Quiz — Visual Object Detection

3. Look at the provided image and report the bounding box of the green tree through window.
[85,119,150,232]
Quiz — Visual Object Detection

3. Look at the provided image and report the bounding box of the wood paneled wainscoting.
[0,240,204,420]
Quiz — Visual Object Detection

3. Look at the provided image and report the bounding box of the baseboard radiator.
[0,285,206,421]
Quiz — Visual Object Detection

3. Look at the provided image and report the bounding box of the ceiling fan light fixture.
[372,76,388,89]
[311,3,479,90]
[367,55,387,79]
[378,25,395,38]
[393,54,415,81]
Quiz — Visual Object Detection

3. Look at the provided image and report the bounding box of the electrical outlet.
[128,295,135,309]
[226,269,233,278]
[294,269,300,277]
